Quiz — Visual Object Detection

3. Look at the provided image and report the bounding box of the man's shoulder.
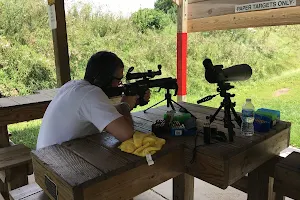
[59,80,101,94]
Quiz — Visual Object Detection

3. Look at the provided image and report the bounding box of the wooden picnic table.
[31,102,291,200]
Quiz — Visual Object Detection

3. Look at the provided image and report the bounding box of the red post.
[177,0,188,102]
[177,33,187,99]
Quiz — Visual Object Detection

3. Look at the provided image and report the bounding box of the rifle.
[103,65,178,106]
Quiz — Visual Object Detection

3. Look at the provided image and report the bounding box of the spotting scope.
[203,58,252,84]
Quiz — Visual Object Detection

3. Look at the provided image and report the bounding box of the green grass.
[8,70,300,149]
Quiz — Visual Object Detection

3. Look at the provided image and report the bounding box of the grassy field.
[8,69,300,150]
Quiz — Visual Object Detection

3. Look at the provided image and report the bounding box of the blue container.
[254,114,271,132]
[257,108,280,119]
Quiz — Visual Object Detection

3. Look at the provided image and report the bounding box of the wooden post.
[0,126,9,148]
[173,173,194,200]
[177,0,188,102]
[248,165,270,200]
[48,0,71,87]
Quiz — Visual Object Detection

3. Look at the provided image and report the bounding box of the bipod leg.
[144,98,166,113]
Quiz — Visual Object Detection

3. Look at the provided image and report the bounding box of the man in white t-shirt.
[36,51,150,150]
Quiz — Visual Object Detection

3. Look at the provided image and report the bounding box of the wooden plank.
[173,173,194,200]
[9,183,49,200]
[0,144,31,171]
[62,138,135,176]
[87,132,143,163]
[0,98,18,107]
[50,0,71,86]
[0,126,9,148]
[188,0,300,19]
[0,101,50,126]
[184,148,227,189]
[18,191,49,200]
[7,96,35,105]
[228,127,289,185]
[32,158,76,200]
[82,149,184,200]
[31,145,103,188]
[188,6,300,32]
[25,94,52,103]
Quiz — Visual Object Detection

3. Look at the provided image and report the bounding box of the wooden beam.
[0,102,50,126]
[248,165,270,200]
[188,0,300,20]
[0,126,9,148]
[48,0,71,86]
[188,6,300,32]
[173,173,194,200]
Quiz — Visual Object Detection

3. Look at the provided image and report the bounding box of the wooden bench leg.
[248,165,270,200]
[173,173,194,200]
[0,125,9,148]
[7,166,28,191]
[0,180,9,200]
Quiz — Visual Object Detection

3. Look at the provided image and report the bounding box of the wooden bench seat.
[9,183,49,200]
[0,144,33,200]
[274,151,300,199]
[0,144,31,171]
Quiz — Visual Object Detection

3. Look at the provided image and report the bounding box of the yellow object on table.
[118,131,166,157]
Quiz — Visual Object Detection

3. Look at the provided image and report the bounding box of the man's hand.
[121,95,138,110]
[135,89,151,107]
[144,89,151,102]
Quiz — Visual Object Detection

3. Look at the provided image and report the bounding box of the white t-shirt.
[36,80,122,150]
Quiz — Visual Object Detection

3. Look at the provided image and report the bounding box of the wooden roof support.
[48,0,71,87]
[188,6,300,32]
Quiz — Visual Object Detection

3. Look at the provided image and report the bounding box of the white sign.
[47,5,57,30]
[235,0,296,13]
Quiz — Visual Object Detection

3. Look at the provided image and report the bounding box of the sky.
[65,0,156,17]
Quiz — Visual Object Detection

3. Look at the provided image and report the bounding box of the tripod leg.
[231,106,242,127]
[224,102,234,142]
[210,103,223,124]
[144,98,166,113]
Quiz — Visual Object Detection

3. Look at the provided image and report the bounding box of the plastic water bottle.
[241,99,255,136]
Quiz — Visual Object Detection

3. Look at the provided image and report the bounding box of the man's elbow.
[118,130,134,142]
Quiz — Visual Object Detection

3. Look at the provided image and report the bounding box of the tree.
[154,0,177,23]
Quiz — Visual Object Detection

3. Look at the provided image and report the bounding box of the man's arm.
[114,102,134,128]
[104,101,136,142]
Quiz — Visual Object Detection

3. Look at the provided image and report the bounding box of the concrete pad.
[152,179,247,200]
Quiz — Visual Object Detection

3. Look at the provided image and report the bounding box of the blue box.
[254,113,272,132]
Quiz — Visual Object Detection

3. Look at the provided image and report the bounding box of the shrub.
[131,8,171,33]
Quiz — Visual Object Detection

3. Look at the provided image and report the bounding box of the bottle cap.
[246,98,251,102]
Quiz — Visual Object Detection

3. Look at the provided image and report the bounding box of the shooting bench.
[0,89,57,199]
[28,102,291,200]
[273,151,300,199]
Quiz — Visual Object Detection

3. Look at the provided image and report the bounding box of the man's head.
[84,51,124,88]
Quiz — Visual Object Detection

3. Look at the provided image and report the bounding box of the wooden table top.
[31,102,291,193]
